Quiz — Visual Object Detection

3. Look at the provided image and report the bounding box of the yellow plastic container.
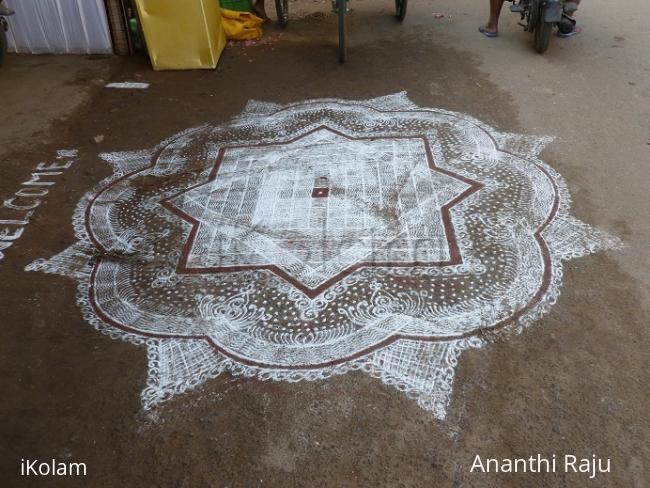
[134,0,226,71]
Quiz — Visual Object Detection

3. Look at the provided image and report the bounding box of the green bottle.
[129,16,144,53]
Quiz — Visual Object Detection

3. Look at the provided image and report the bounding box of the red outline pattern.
[160,126,483,298]
[83,109,560,370]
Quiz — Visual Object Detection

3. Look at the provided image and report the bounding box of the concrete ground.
[0,0,648,486]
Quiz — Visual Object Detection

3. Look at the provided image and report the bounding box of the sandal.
[479,25,498,38]
[558,25,581,38]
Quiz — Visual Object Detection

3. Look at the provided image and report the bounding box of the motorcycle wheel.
[0,27,6,67]
[534,6,553,54]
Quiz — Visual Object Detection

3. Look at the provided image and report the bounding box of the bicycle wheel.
[275,0,289,28]
[534,5,552,53]
[395,0,407,21]
[337,0,347,63]
[0,26,6,67]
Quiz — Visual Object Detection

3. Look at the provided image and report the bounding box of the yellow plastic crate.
[134,0,226,70]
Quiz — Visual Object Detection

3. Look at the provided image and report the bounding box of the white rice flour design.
[27,93,621,419]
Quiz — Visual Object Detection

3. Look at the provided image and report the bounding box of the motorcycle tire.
[0,28,6,67]
[534,6,553,54]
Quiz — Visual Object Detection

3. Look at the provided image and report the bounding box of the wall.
[5,0,112,54]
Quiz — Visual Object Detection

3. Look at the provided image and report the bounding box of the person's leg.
[480,0,506,36]
[564,0,581,15]
[0,0,14,16]
[558,0,582,37]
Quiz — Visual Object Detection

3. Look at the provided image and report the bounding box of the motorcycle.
[509,0,578,54]
[0,0,14,67]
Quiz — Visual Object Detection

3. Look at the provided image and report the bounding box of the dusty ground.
[1,0,648,486]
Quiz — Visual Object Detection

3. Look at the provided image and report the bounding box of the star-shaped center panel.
[162,126,480,296]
